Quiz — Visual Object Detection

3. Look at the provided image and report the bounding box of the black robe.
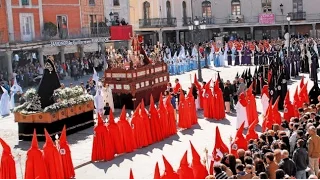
[37,59,61,108]
[309,83,320,105]
[276,71,287,110]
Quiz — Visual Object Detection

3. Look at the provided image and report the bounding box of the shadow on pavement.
[180,124,202,135]
[203,118,231,125]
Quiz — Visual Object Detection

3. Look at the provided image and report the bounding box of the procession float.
[104,36,169,109]
[13,56,94,141]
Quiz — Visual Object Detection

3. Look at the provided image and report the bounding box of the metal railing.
[288,12,306,21]
[182,17,191,26]
[228,15,245,23]
[10,27,110,44]
[139,18,177,28]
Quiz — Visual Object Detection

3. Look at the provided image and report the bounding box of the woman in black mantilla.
[37,56,61,108]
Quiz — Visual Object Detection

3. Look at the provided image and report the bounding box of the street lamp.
[188,17,206,82]
[286,13,291,57]
[280,4,283,15]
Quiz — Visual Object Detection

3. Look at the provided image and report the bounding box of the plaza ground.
[0,66,313,178]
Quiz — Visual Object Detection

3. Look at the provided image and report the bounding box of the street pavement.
[0,66,314,179]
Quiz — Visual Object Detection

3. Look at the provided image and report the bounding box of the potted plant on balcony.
[43,22,58,39]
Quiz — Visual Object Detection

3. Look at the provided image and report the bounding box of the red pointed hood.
[246,120,259,141]
[272,97,280,110]
[189,141,200,161]
[194,74,201,89]
[0,138,11,154]
[162,155,175,174]
[133,104,141,116]
[187,87,193,98]
[119,106,127,122]
[239,93,247,106]
[149,94,155,111]
[179,89,185,101]
[129,168,134,179]
[97,113,104,126]
[231,122,248,157]
[204,79,212,90]
[158,93,165,110]
[59,125,68,146]
[109,109,115,124]
[154,162,160,179]
[212,127,229,161]
[236,122,245,138]
[214,79,220,92]
[267,70,272,83]
[165,94,172,107]
[299,76,304,89]
[180,151,189,166]
[141,99,146,110]
[284,91,290,103]
[44,129,55,147]
[261,85,269,97]
[247,84,253,95]
[31,129,39,149]
[178,151,194,179]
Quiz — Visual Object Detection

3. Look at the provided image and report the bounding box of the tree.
[43,22,58,37]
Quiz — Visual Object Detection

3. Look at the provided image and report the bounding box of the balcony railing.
[139,18,177,28]
[288,12,306,21]
[10,27,110,44]
[182,17,191,26]
[228,15,245,23]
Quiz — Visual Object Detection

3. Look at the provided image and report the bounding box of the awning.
[64,45,78,54]
[43,47,60,56]
[83,43,99,52]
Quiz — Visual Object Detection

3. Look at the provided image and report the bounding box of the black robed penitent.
[37,57,61,108]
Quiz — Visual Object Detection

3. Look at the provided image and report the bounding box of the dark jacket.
[279,158,297,177]
[292,147,309,171]
[223,86,232,102]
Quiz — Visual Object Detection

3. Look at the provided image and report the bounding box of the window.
[261,0,271,12]
[89,15,97,26]
[143,1,150,20]
[293,0,303,12]
[21,0,30,5]
[57,15,68,39]
[166,1,172,19]
[89,0,95,6]
[113,0,120,6]
[202,1,212,18]
[231,0,241,15]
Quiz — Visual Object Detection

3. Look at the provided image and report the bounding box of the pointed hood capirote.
[154,162,160,179]
[25,129,49,179]
[0,138,16,179]
[161,155,179,179]
[59,125,75,179]
[177,151,194,179]
[189,141,208,179]
[118,105,137,153]
[106,109,125,155]
[129,168,134,179]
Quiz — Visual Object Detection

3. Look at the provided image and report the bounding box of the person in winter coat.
[293,139,309,179]
[278,150,297,177]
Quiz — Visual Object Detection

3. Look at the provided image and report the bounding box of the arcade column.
[312,24,316,38]
[59,46,65,63]
[281,25,285,37]
[250,26,254,39]
[5,50,13,80]
[158,30,163,44]
[176,30,180,44]
[38,48,44,68]
[78,44,84,59]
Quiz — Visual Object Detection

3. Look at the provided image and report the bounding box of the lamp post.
[188,17,206,82]
[286,13,291,57]
[109,11,114,25]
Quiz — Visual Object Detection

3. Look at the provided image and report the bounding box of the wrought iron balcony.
[228,14,244,23]
[203,17,215,24]
[288,12,306,21]
[182,17,192,26]
[139,18,177,28]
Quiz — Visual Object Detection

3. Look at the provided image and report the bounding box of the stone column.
[78,45,84,60]
[99,42,107,69]
[158,30,163,44]
[281,25,285,37]
[162,31,167,45]
[250,26,254,39]
[312,23,316,38]
[38,48,44,68]
[219,27,224,33]
[5,50,13,80]
[59,46,65,63]
[176,30,180,44]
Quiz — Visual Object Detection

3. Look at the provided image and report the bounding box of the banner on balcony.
[259,13,275,24]
[110,25,133,40]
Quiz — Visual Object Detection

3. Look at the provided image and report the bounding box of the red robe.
[178,90,192,129]
[161,155,179,179]
[262,101,274,132]
[194,74,204,109]
[107,109,125,155]
[173,82,181,94]
[140,100,153,145]
[230,123,248,158]
[299,82,309,104]
[246,85,258,126]
[118,106,137,153]
[165,95,177,136]
[272,97,282,125]
[158,94,169,138]
[283,91,295,122]
[0,138,16,179]
[59,126,75,179]
[293,87,302,115]
[177,151,194,179]
[203,80,215,119]
[25,130,49,179]
[149,95,163,142]
[246,120,259,141]
[132,104,148,148]
[187,88,198,125]
[43,129,65,179]
[190,141,208,179]
[213,80,225,120]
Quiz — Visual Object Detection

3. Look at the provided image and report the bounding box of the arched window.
[143,1,150,20]
[231,0,241,15]
[182,1,187,24]
[261,0,271,12]
[166,1,172,19]
[202,1,212,18]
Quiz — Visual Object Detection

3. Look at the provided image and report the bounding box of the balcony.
[9,27,110,44]
[139,18,177,28]
[288,12,306,21]
[182,17,191,26]
[228,15,244,23]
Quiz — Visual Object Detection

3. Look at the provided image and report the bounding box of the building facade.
[131,0,320,44]
[104,0,129,24]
